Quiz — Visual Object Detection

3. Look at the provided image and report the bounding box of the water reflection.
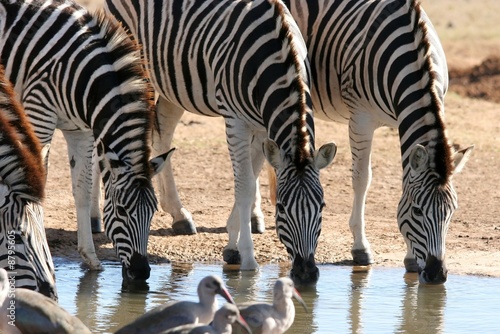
[53,260,500,334]
[348,266,371,334]
[397,273,447,334]
[75,270,101,328]
[293,282,318,333]
[223,264,263,303]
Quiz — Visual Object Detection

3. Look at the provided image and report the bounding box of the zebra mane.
[88,8,156,179]
[272,0,313,171]
[0,69,44,199]
[410,0,453,185]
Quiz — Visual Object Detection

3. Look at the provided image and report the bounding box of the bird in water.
[116,275,236,333]
[160,303,252,334]
[233,277,307,334]
[0,268,91,334]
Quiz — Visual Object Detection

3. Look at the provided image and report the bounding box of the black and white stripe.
[283,0,473,283]
[0,65,56,300]
[0,0,169,281]
[104,0,336,285]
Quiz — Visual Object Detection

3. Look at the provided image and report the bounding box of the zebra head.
[0,184,57,301]
[264,139,336,285]
[98,142,171,282]
[398,144,474,284]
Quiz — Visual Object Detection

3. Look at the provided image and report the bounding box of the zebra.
[274,0,474,283]
[0,0,171,281]
[0,65,57,300]
[103,0,337,284]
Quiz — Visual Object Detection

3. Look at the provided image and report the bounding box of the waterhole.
[54,259,500,333]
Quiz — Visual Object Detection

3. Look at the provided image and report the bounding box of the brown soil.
[44,0,500,279]
[449,56,500,104]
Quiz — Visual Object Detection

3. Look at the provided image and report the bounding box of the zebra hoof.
[172,220,197,235]
[223,248,241,265]
[91,218,103,234]
[404,257,419,272]
[251,216,265,234]
[352,249,374,265]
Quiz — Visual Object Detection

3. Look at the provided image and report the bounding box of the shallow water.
[54,258,500,334]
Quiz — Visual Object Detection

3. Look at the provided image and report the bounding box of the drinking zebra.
[0,66,56,300]
[104,0,337,284]
[276,0,474,283]
[0,0,170,281]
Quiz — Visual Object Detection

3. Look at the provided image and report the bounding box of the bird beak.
[218,287,236,305]
[236,314,253,334]
[293,288,308,313]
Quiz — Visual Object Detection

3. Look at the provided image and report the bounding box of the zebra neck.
[397,103,452,186]
[269,109,315,168]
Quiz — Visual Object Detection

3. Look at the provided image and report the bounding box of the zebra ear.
[314,142,337,170]
[263,139,282,170]
[452,145,474,175]
[150,148,175,176]
[409,144,429,173]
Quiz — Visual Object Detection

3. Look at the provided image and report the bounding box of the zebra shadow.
[150,226,227,236]
[46,227,170,265]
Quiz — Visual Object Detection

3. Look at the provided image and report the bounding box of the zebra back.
[286,0,452,177]
[0,64,56,300]
[106,0,314,150]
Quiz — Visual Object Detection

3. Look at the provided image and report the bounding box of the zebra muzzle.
[418,255,448,284]
[122,252,151,281]
[290,253,320,286]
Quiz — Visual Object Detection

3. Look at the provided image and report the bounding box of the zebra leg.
[348,116,376,265]
[151,96,196,235]
[224,204,241,264]
[251,177,265,234]
[224,135,266,245]
[250,135,266,233]
[62,130,103,270]
[90,153,103,233]
[403,240,419,272]
[222,120,259,270]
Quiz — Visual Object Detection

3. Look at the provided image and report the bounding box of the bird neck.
[274,297,294,315]
[199,293,217,307]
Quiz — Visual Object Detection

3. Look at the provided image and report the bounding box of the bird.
[160,303,252,334]
[0,268,91,334]
[115,275,236,334]
[233,277,308,334]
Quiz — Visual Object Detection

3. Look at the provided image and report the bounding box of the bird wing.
[116,301,199,333]
[14,289,91,334]
[238,303,274,333]
[160,324,216,334]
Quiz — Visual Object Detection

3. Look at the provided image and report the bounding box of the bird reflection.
[397,272,447,333]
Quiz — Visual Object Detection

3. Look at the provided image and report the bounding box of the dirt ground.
[44,0,500,279]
